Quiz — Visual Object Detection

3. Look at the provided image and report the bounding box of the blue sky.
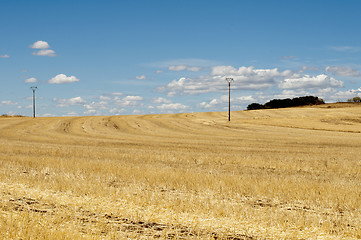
[1,0,361,117]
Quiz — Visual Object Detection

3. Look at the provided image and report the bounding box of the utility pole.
[30,86,37,118]
[226,78,234,122]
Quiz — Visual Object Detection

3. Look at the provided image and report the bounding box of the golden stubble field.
[0,103,360,239]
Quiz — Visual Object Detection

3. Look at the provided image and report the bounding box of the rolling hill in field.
[0,103,360,239]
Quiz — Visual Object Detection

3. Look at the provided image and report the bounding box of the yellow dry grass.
[0,103,360,239]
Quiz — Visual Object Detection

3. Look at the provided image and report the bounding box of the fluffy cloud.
[53,97,86,107]
[30,41,50,49]
[168,65,200,72]
[115,95,143,107]
[48,74,79,84]
[211,66,291,79]
[316,87,361,102]
[157,103,189,111]
[84,101,108,110]
[30,40,56,56]
[159,66,292,95]
[234,95,256,103]
[199,99,218,109]
[211,66,292,89]
[0,55,9,58]
[325,66,361,77]
[279,74,343,89]
[123,96,143,101]
[153,97,172,104]
[99,96,111,101]
[25,77,37,83]
[200,95,255,109]
[273,90,309,99]
[33,49,56,56]
[136,75,146,80]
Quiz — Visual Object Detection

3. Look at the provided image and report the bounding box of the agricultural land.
[0,103,360,239]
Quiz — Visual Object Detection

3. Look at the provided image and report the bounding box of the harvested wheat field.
[0,103,361,239]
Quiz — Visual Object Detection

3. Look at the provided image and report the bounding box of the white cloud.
[279,74,344,89]
[1,100,18,105]
[136,74,146,80]
[211,66,290,78]
[123,96,143,101]
[111,92,123,96]
[25,77,37,83]
[115,95,143,107]
[199,99,218,109]
[234,96,256,103]
[209,99,218,105]
[54,97,86,107]
[99,96,111,101]
[199,102,211,109]
[48,74,79,84]
[200,95,255,109]
[30,41,50,49]
[156,70,163,74]
[317,88,361,102]
[273,90,309,99]
[157,103,189,111]
[30,41,56,56]
[84,101,108,110]
[159,66,292,95]
[153,97,172,104]
[325,66,361,77]
[0,55,9,58]
[168,65,200,72]
[33,49,56,56]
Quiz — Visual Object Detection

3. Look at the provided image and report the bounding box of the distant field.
[0,103,360,239]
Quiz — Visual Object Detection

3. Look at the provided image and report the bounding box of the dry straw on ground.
[0,103,360,239]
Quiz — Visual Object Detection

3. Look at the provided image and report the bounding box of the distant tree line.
[1,114,24,118]
[247,96,325,110]
[347,96,361,103]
